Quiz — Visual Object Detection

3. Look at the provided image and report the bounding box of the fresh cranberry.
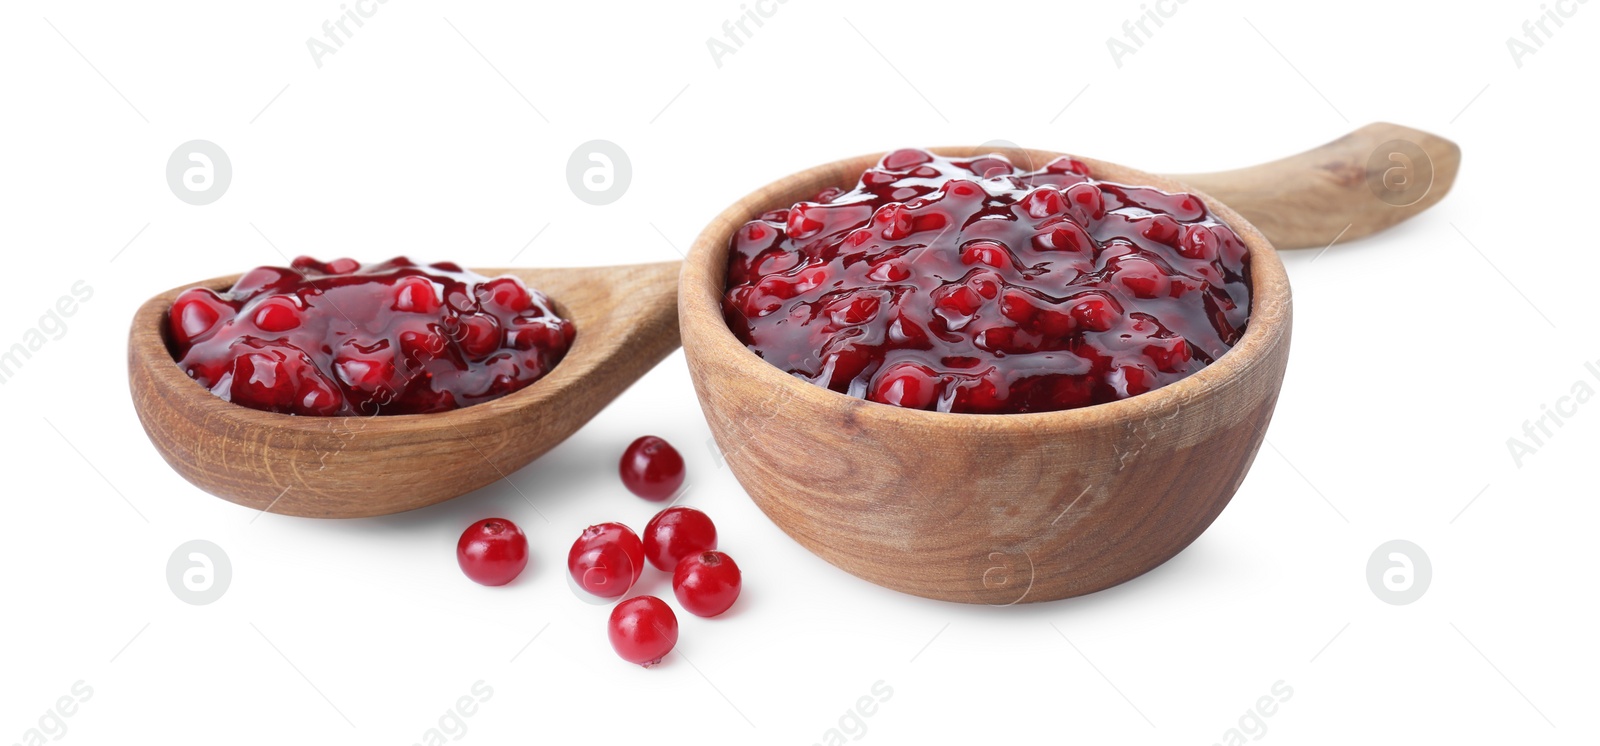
[567,522,644,599]
[619,436,686,501]
[456,518,529,586]
[672,551,742,618]
[642,507,717,572]
[608,596,678,667]
[722,150,1251,414]
[167,257,574,416]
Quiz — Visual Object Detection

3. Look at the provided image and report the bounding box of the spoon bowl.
[681,124,1457,603]
[129,261,680,518]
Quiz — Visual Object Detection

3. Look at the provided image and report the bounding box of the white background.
[1,1,1594,744]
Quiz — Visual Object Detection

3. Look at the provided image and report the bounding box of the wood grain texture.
[1175,122,1460,250]
[128,262,681,518]
[681,147,1295,604]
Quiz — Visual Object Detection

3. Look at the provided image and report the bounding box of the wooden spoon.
[681,123,1458,604]
[129,262,680,518]
[1174,122,1460,249]
[129,124,1454,527]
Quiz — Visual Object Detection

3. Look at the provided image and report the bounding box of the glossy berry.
[643,507,718,572]
[619,436,686,501]
[869,362,941,410]
[722,149,1252,414]
[608,596,678,667]
[168,256,574,416]
[456,518,528,586]
[673,551,742,618]
[567,522,644,598]
[170,288,234,346]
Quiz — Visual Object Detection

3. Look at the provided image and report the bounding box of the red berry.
[567,522,644,598]
[934,285,983,319]
[869,362,940,410]
[966,156,1013,178]
[1113,256,1171,299]
[251,297,301,332]
[862,169,898,188]
[619,436,686,501]
[398,326,451,366]
[608,596,678,667]
[829,294,882,327]
[456,314,502,360]
[170,288,232,345]
[504,318,558,351]
[866,256,911,283]
[941,178,983,199]
[1139,214,1183,247]
[959,240,1012,270]
[1111,363,1157,397]
[1144,336,1193,373]
[1064,182,1106,221]
[232,266,296,299]
[874,204,914,241]
[1044,156,1091,176]
[785,203,827,240]
[456,518,528,586]
[881,148,933,171]
[812,186,845,203]
[953,370,1010,413]
[643,507,717,572]
[394,276,441,313]
[673,551,742,618]
[1020,186,1067,219]
[324,257,361,274]
[479,277,533,313]
[1178,224,1217,260]
[1071,293,1121,332]
[739,222,773,249]
[333,351,396,392]
[229,351,291,408]
[998,288,1037,324]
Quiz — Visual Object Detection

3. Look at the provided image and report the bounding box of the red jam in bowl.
[722,149,1251,414]
[168,256,574,416]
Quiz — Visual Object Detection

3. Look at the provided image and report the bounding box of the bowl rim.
[680,145,1291,429]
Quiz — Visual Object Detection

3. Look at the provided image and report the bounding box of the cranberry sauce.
[169,256,574,416]
[722,149,1250,414]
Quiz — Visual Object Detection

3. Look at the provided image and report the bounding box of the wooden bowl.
[680,148,1291,604]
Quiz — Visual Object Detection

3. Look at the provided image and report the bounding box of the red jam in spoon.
[168,256,574,416]
[722,149,1251,414]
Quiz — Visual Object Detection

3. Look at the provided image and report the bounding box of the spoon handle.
[1172,122,1460,251]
